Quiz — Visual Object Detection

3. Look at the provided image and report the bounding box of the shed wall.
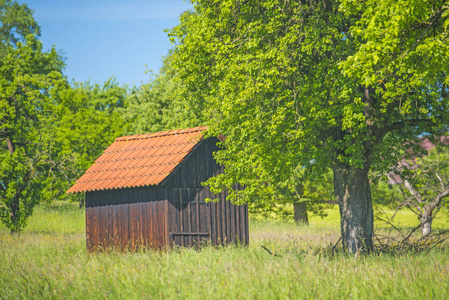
[167,186,249,247]
[84,137,248,251]
[165,138,249,247]
[85,186,168,251]
[164,138,222,189]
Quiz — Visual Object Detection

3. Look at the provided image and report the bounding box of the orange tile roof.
[67,126,208,194]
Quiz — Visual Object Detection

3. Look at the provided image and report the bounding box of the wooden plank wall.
[85,187,168,251]
[168,186,249,247]
[165,137,249,248]
[166,138,220,190]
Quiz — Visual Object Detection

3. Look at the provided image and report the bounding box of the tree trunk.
[420,206,432,237]
[293,202,309,225]
[10,194,19,233]
[333,166,374,253]
[6,137,15,154]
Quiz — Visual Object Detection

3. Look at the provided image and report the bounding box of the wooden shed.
[67,126,248,251]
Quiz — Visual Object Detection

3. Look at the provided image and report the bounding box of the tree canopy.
[0,0,130,231]
[0,0,40,57]
[168,0,449,252]
[0,34,64,231]
[122,52,202,135]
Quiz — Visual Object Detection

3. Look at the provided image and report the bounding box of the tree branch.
[386,118,438,132]
[435,172,446,190]
[430,190,449,211]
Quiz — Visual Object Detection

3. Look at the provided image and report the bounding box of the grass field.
[1,202,448,299]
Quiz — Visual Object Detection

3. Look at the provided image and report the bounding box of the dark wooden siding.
[164,138,221,189]
[166,186,248,247]
[164,137,249,247]
[85,186,168,251]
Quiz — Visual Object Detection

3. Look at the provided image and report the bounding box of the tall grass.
[1,202,448,299]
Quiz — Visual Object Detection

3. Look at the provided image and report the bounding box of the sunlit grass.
[1,201,448,299]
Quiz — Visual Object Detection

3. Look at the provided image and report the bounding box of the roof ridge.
[116,125,208,142]
[103,141,196,154]
[95,151,190,163]
[85,161,181,173]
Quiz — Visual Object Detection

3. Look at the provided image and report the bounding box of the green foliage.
[0,34,64,232]
[0,0,40,57]
[122,53,201,135]
[370,178,402,207]
[389,143,449,220]
[48,79,129,202]
[340,0,449,90]
[167,1,449,245]
[169,1,351,206]
[0,149,39,231]
[249,169,334,220]
[0,1,129,230]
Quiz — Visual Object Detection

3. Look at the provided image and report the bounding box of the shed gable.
[67,126,207,193]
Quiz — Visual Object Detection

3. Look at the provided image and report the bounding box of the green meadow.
[1,202,448,299]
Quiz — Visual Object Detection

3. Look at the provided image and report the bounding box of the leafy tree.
[248,167,334,224]
[386,142,449,236]
[48,79,129,206]
[0,0,40,57]
[0,0,129,229]
[122,52,201,135]
[0,35,64,232]
[168,0,449,252]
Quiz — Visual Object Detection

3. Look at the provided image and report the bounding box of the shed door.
[171,188,211,247]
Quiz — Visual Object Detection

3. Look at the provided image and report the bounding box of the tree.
[0,35,64,232]
[0,0,40,57]
[168,0,449,252]
[248,167,334,224]
[122,52,201,135]
[47,79,129,206]
[387,141,449,236]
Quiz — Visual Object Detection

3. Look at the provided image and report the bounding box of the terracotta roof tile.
[66,126,208,194]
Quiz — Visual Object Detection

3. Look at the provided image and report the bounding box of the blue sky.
[22,0,193,87]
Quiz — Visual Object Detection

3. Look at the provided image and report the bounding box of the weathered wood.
[165,200,169,247]
[83,137,249,251]
[166,201,175,247]
[226,195,231,243]
[147,201,153,248]
[113,204,120,248]
[210,189,217,245]
[230,199,236,244]
[216,194,222,245]
[240,203,245,244]
[108,203,113,247]
[199,201,207,244]
[245,204,249,245]
[153,201,159,248]
[171,232,210,236]
[236,199,241,243]
[121,203,129,250]
[221,191,226,244]
[187,189,193,246]
[137,202,143,248]
[141,201,147,247]
[129,203,135,251]
[195,191,200,245]
[158,200,165,248]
